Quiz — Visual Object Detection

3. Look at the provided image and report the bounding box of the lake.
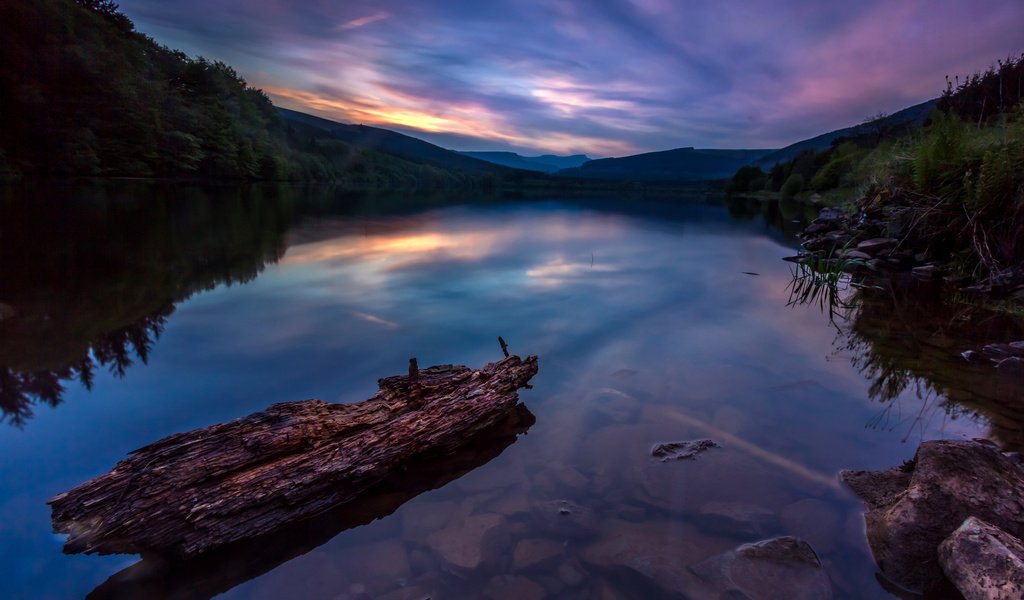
[1,183,1021,599]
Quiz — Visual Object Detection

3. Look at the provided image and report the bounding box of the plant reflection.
[788,265,1024,449]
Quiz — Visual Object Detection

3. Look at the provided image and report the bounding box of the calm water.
[1,184,1021,599]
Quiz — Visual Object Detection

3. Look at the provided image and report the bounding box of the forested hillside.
[0,0,501,188]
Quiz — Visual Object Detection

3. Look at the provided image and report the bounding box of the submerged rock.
[689,536,833,600]
[650,439,719,462]
[841,440,1024,592]
[513,538,564,571]
[530,500,599,539]
[425,513,508,575]
[697,501,781,539]
[938,517,1024,600]
[483,575,546,600]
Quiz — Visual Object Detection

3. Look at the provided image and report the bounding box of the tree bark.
[49,354,539,559]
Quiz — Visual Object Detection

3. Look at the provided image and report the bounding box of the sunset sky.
[117,0,1024,156]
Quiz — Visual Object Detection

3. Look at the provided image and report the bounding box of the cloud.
[336,12,390,31]
[118,0,1024,155]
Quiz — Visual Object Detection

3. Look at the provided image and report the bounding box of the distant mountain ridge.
[555,148,774,182]
[459,151,591,173]
[277,108,510,174]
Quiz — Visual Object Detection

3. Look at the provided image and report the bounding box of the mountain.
[752,99,937,168]
[556,148,774,182]
[459,151,591,173]
[277,109,509,174]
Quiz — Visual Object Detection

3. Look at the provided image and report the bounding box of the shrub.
[781,173,804,198]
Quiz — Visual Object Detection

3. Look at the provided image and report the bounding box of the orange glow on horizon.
[261,84,639,156]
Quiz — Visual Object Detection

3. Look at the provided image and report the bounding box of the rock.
[650,439,719,462]
[425,513,507,575]
[856,237,898,255]
[866,258,894,272]
[557,561,586,587]
[841,440,1024,592]
[996,357,1024,372]
[698,501,781,539]
[981,343,1024,359]
[580,519,720,597]
[376,586,432,600]
[484,575,546,600]
[780,499,841,553]
[911,264,942,280]
[486,489,530,516]
[0,302,14,321]
[513,538,564,571]
[402,499,459,540]
[531,500,599,539]
[585,387,640,425]
[804,222,834,235]
[843,250,872,261]
[340,540,411,587]
[689,536,833,600]
[962,350,981,362]
[938,517,1024,600]
[457,458,526,493]
[816,208,845,223]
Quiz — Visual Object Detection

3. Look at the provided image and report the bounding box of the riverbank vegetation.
[734,55,1024,298]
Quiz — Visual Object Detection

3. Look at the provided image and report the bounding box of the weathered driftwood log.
[50,354,538,559]
[87,404,536,600]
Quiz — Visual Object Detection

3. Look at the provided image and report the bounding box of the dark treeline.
[0,0,497,188]
[937,53,1024,125]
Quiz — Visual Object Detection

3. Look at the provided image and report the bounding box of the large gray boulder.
[938,517,1024,600]
[842,440,1024,592]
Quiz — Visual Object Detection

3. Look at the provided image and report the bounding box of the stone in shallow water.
[698,501,781,539]
[939,516,1024,600]
[531,499,599,539]
[483,575,546,600]
[689,536,833,600]
[650,438,719,462]
[513,538,565,571]
[780,498,842,553]
[425,513,507,576]
[580,519,729,597]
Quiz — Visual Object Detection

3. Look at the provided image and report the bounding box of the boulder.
[842,440,1024,592]
[689,536,833,600]
[938,517,1024,600]
[816,208,846,223]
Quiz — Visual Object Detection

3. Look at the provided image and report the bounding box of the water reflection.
[4,183,1021,599]
[0,184,293,424]
[87,404,535,600]
[840,280,1024,450]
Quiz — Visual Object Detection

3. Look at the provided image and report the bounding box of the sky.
[117,0,1024,157]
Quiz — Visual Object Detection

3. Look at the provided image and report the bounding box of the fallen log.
[87,404,536,600]
[49,354,539,559]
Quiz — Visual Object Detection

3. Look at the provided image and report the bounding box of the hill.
[459,151,591,173]
[752,99,937,168]
[277,109,509,174]
[556,148,774,182]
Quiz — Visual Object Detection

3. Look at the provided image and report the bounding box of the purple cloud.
[118,0,1024,155]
